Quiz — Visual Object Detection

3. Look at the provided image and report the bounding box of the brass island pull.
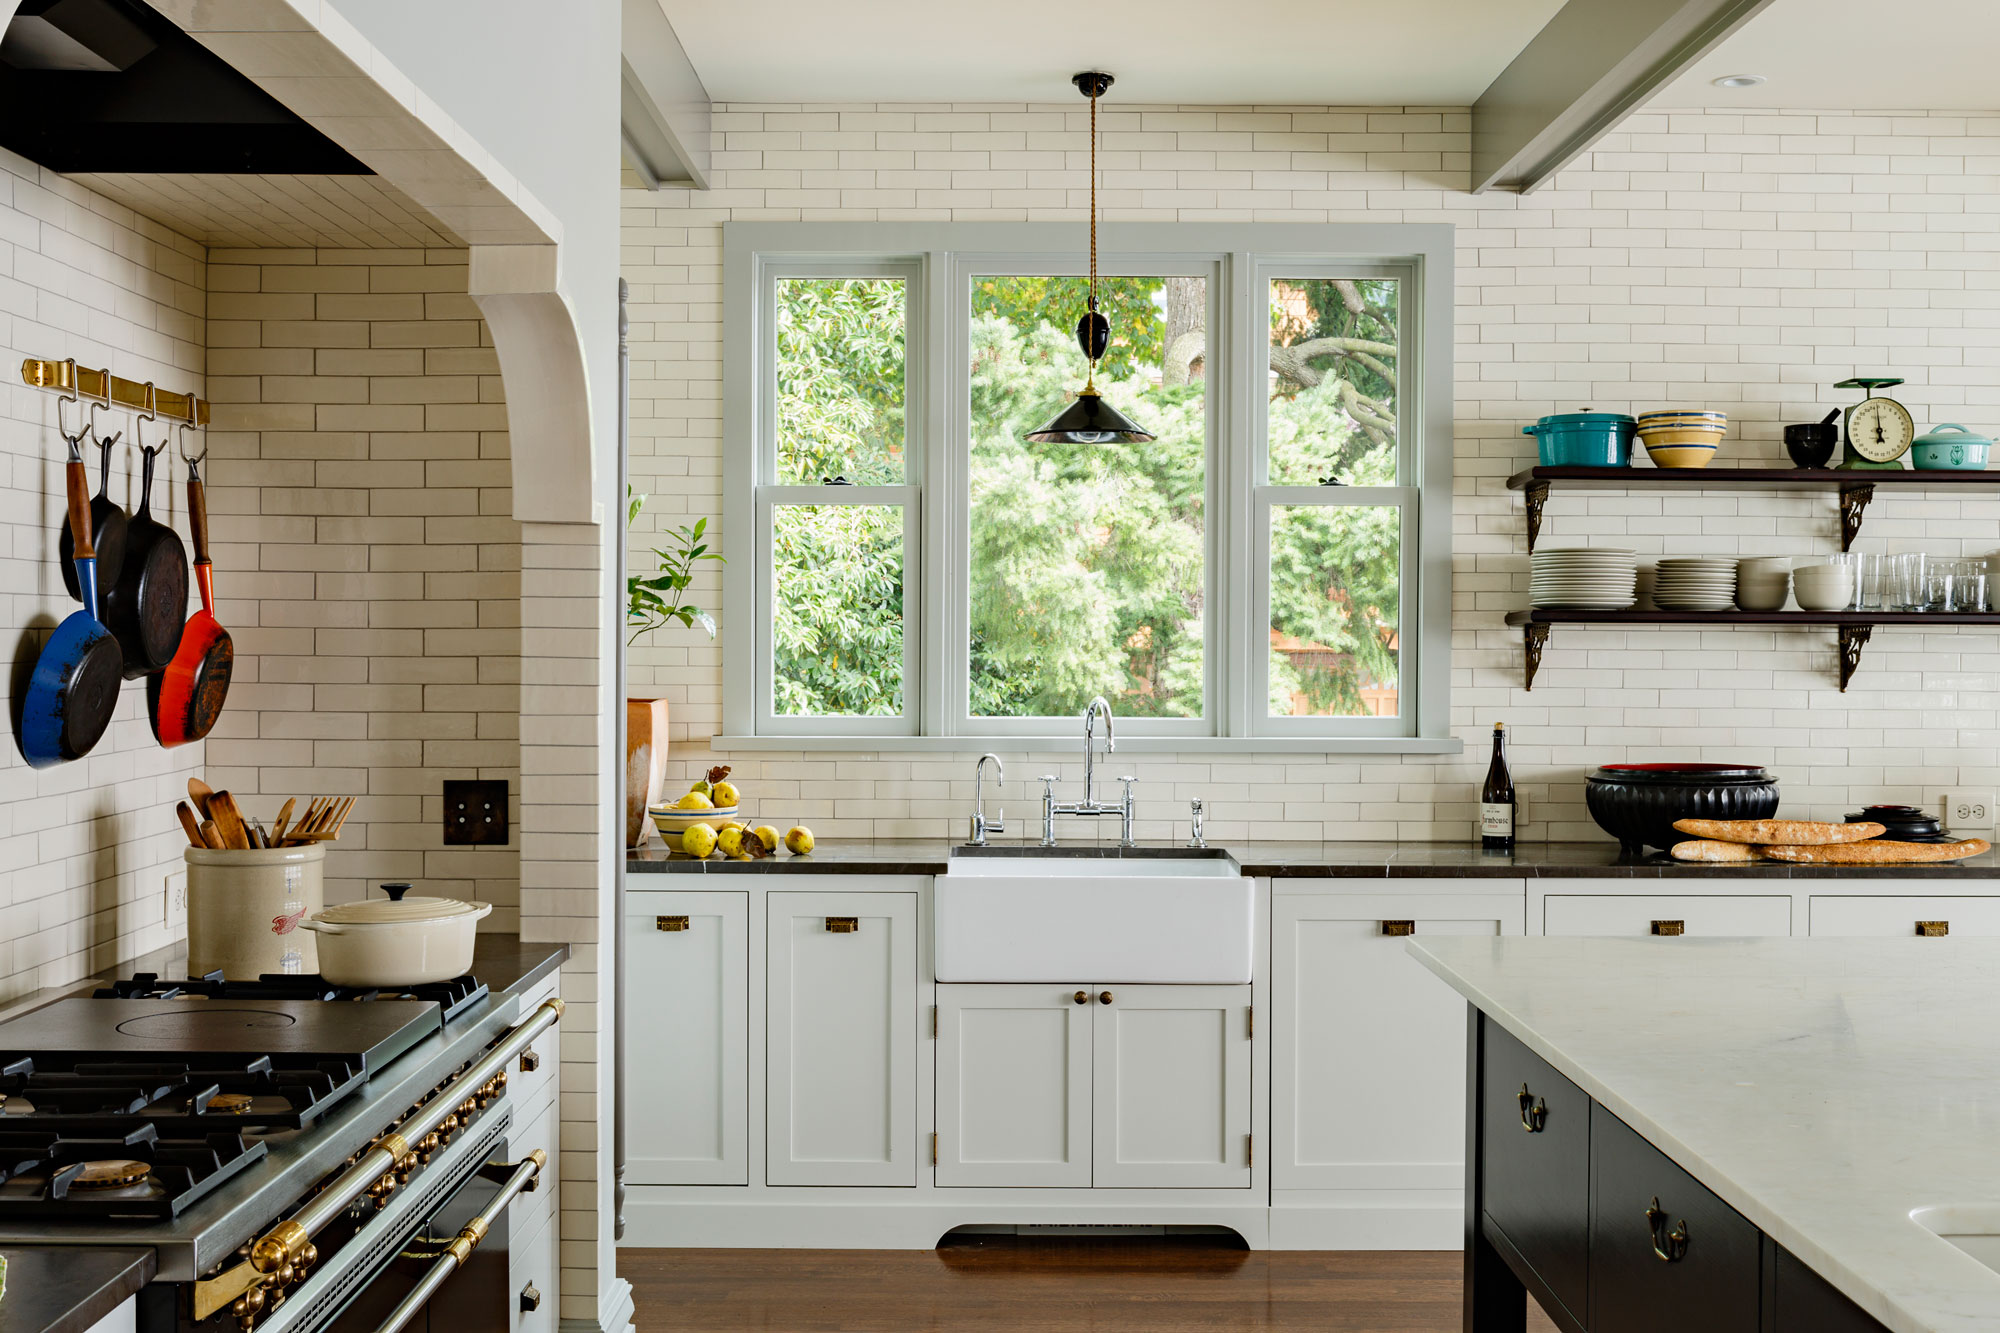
[1917,920,1949,937]
[1518,1084,1547,1132]
[825,917,859,933]
[1646,1196,1689,1262]
[1381,920,1415,937]
[1650,919,1685,937]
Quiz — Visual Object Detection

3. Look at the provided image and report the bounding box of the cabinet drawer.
[509,1206,556,1333]
[1809,895,2000,938]
[1544,894,1790,938]
[1771,1243,1891,1333]
[1589,1103,1759,1333]
[1479,1018,1589,1323]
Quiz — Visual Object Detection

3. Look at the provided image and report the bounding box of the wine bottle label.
[1480,803,1514,837]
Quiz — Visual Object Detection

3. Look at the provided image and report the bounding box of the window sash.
[754,486,921,737]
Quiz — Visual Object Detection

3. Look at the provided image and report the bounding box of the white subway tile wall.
[624,105,2000,843]
[202,250,523,924]
[0,152,207,1001]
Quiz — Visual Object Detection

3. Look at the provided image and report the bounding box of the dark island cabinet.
[1466,1011,1890,1333]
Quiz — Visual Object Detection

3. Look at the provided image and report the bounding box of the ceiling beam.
[1471,0,1775,194]
[621,0,709,190]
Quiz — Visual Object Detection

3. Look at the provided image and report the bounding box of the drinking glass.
[1852,553,1888,611]
[1927,561,1958,614]
[1952,560,1988,613]
[1892,553,1930,611]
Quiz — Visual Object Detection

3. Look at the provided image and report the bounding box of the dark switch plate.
[443,779,509,845]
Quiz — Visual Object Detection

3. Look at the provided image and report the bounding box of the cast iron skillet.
[22,439,124,767]
[150,449,231,747]
[101,439,187,679]
[59,417,126,601]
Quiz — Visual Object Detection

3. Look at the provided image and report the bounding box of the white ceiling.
[1657,0,2000,109]
[657,0,1569,106]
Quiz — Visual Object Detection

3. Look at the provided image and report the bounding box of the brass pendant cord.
[1085,85,1098,391]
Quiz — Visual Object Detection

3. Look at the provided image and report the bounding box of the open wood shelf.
[1505,608,2000,693]
[1505,465,2000,552]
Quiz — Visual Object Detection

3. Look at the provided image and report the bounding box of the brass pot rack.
[21,356,209,425]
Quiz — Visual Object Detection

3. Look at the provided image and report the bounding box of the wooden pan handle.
[65,459,93,561]
[187,469,210,565]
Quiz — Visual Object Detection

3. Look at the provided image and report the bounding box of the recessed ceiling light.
[1711,74,1766,89]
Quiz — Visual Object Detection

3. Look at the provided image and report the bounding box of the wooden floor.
[624,1237,1564,1332]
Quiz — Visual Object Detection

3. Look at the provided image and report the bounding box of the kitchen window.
[720,223,1456,752]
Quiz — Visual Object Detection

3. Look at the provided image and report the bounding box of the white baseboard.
[619,1198,1274,1250]
[1268,1191,1461,1250]
[561,1277,635,1333]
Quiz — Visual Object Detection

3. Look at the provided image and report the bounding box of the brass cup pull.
[825,917,859,933]
[656,915,689,932]
[1917,920,1949,937]
[1381,920,1415,937]
[1073,990,1089,1005]
[1098,990,1113,1005]
[1650,919,1685,937]
[1646,1196,1689,1262]
[1517,1083,1547,1133]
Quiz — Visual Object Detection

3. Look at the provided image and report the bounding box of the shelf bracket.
[1523,480,1550,553]
[1522,622,1550,691]
[1837,623,1872,693]
[1837,482,1875,551]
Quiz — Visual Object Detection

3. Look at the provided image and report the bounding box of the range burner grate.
[0,1123,266,1218]
[96,971,491,1025]
[0,1051,364,1133]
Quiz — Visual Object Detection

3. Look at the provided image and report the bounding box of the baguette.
[1669,839,1765,863]
[1672,818,1883,846]
[1759,838,1990,865]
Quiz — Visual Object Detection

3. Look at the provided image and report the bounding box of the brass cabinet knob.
[520,1048,541,1073]
[520,1281,541,1312]
[1098,990,1113,1005]
[1073,991,1088,1004]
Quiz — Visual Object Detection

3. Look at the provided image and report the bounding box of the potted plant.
[625,490,723,848]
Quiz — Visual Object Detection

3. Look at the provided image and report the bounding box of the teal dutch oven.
[1523,409,1637,467]
[1911,423,1992,471]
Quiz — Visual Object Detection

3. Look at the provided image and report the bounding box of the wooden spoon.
[176,801,205,848]
[270,797,296,844]
[188,777,217,821]
[198,819,225,850]
[208,791,249,850]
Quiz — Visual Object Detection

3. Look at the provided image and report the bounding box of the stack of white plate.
[1653,556,1739,611]
[1530,547,1638,608]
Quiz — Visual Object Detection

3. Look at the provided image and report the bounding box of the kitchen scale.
[1836,376,1914,470]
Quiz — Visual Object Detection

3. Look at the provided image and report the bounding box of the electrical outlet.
[1941,791,1996,832]
[444,779,510,845]
[166,871,187,931]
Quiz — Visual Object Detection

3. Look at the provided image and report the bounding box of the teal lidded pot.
[1523,409,1637,467]
[1911,423,1992,471]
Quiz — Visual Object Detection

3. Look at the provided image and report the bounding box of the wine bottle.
[1480,722,1515,851]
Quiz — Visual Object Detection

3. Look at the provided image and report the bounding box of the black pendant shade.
[1026,388,1155,445]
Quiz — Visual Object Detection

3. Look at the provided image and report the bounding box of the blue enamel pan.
[22,447,125,767]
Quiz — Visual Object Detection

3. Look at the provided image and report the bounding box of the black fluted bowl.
[1585,763,1779,855]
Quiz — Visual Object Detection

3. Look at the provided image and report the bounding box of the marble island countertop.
[1410,936,2000,1333]
[629,838,2000,878]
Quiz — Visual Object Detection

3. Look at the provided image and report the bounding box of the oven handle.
[369,1149,545,1333]
[194,997,563,1323]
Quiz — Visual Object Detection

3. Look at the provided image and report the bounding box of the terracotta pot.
[627,698,669,848]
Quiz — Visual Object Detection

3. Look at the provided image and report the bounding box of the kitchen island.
[1410,936,2000,1333]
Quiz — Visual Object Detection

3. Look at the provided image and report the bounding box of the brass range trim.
[192,998,563,1323]
[21,357,210,426]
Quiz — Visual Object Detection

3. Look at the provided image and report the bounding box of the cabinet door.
[1589,1102,1760,1333]
[1809,895,2000,937]
[1544,894,1790,937]
[624,891,747,1185]
[1772,1242,1892,1333]
[1273,893,1520,1192]
[1479,1018,1591,1325]
[1092,984,1251,1189]
[766,891,918,1186]
[936,985,1091,1188]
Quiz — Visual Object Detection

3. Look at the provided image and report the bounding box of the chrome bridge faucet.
[1041,696,1136,847]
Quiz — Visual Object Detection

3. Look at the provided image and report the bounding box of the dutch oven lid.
[1912,423,1994,448]
[1588,763,1773,783]
[317,884,487,925]
[1534,408,1638,428]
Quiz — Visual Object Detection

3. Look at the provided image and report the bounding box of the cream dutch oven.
[303,883,491,986]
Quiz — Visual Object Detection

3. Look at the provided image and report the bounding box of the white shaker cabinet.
[936,985,1092,1188]
[623,890,748,1186]
[1271,892,1520,1200]
[1543,893,1791,937]
[1808,894,2000,937]
[766,889,919,1186]
[1092,984,1253,1189]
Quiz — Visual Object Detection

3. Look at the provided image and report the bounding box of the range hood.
[0,0,368,173]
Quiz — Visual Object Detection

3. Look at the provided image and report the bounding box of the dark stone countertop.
[630,839,2000,879]
[0,1246,154,1333]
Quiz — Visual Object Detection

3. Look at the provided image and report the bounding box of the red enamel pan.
[148,449,231,747]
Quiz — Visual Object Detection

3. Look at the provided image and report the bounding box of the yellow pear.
[711,780,740,808]
[674,791,714,812]
[680,823,718,858]
[785,826,815,855]
[752,825,781,852]
[716,826,745,859]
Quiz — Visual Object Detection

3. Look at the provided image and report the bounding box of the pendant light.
[1025,71,1156,445]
